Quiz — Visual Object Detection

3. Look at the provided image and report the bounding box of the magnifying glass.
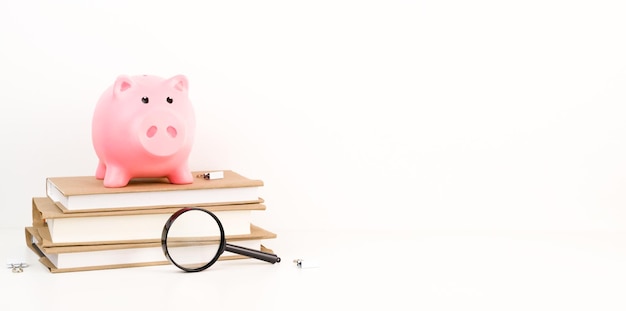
[161,207,281,272]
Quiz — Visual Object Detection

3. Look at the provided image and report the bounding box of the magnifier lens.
[162,208,224,272]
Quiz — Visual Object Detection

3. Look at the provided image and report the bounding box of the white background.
[4,2,626,310]
[2,0,626,234]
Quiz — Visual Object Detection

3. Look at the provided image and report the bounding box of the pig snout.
[138,110,188,157]
[146,125,177,139]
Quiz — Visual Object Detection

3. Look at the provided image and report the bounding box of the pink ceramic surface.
[92,74,196,187]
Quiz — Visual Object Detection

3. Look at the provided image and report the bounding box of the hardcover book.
[33,196,265,244]
[46,170,264,212]
[25,224,277,273]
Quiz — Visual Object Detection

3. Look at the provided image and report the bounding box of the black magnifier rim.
[161,207,227,272]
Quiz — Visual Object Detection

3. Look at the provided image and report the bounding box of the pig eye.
[141,97,149,104]
[166,97,173,104]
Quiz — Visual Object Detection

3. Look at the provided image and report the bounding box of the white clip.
[293,258,320,269]
[197,171,224,180]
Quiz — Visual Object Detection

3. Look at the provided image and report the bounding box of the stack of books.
[24,170,278,273]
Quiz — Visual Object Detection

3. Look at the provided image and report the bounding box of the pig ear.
[167,75,188,93]
[113,75,133,96]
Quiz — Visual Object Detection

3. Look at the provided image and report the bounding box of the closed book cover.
[25,224,277,273]
[46,170,264,212]
[32,196,266,244]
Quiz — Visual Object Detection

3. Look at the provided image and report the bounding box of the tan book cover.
[46,170,264,212]
[33,196,266,220]
[32,196,267,244]
[25,224,278,273]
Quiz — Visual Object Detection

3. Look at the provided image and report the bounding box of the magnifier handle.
[225,243,281,264]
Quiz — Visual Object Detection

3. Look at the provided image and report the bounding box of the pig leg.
[167,165,194,184]
[95,161,106,179]
[102,166,132,188]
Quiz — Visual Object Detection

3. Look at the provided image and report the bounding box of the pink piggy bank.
[92,74,196,188]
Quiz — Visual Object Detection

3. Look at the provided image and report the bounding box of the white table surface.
[2,226,626,311]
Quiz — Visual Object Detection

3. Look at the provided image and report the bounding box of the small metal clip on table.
[7,262,29,273]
